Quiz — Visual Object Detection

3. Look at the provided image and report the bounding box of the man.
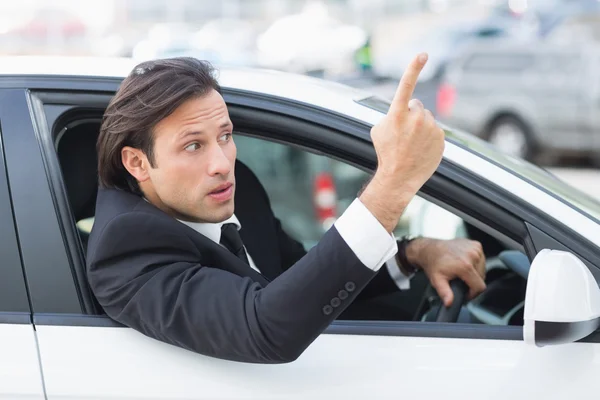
[87,54,486,364]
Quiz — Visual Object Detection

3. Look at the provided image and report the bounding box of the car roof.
[0,56,136,79]
[0,55,381,125]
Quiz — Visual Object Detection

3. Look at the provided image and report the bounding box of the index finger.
[388,53,428,116]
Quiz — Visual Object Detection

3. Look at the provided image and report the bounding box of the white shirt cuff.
[385,256,412,290]
[334,198,398,271]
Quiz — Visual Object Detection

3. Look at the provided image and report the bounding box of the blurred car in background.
[256,4,367,74]
[131,23,196,61]
[132,19,261,68]
[542,11,600,45]
[371,20,514,82]
[187,18,261,67]
[536,0,600,39]
[437,41,600,163]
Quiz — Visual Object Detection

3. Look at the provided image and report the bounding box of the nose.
[206,144,232,177]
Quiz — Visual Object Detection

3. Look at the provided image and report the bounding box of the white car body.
[0,57,599,399]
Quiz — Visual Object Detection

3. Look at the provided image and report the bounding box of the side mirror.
[524,249,600,346]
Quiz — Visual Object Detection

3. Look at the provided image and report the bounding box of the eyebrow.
[179,122,233,139]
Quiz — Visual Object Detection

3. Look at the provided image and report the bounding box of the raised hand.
[360,53,445,232]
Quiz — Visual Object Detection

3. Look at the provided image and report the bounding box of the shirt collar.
[178,214,242,244]
[142,197,242,244]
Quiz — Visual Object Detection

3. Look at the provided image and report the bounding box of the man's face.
[141,90,237,223]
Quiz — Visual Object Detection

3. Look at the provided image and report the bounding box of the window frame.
[24,86,600,343]
[0,87,82,316]
[0,89,33,320]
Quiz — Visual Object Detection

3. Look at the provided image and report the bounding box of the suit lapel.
[181,223,271,286]
[134,199,271,286]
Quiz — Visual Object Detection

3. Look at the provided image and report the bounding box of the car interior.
[53,110,530,327]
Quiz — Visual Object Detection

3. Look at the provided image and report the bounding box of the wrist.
[359,178,408,233]
[396,236,424,275]
[373,168,422,198]
[406,237,429,266]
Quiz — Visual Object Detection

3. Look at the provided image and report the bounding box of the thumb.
[431,276,454,307]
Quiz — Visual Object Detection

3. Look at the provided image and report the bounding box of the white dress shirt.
[179,213,262,272]
[178,198,412,289]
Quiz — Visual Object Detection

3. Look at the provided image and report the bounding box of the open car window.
[234,133,526,326]
[234,134,467,249]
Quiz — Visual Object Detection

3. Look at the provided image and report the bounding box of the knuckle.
[427,117,437,131]
[460,260,472,273]
[468,249,480,260]
[413,111,425,126]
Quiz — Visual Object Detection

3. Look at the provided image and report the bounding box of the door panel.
[34,322,600,399]
[0,95,45,399]
[0,89,81,314]
[0,321,46,399]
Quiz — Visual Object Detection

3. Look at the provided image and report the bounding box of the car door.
[0,89,47,399]
[17,85,600,399]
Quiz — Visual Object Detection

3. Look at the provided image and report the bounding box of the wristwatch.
[396,236,420,276]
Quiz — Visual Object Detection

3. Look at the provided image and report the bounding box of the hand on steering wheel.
[413,278,470,323]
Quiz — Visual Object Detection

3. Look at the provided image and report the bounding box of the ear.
[121,146,151,183]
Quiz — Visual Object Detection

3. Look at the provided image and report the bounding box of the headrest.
[58,124,100,221]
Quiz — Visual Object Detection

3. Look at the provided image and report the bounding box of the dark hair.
[97,57,221,194]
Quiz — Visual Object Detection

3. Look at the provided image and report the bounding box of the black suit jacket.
[86,161,401,363]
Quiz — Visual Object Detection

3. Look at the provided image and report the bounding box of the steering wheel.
[435,279,469,322]
[413,279,469,323]
[414,250,530,323]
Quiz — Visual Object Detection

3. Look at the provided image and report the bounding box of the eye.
[184,143,201,152]
[219,133,232,142]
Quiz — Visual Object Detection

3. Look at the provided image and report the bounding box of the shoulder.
[87,188,196,262]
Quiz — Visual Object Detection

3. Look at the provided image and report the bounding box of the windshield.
[356,95,600,223]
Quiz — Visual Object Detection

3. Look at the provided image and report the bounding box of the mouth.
[207,182,234,202]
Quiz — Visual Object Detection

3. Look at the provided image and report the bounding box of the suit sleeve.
[274,216,403,299]
[274,202,407,299]
[87,212,378,364]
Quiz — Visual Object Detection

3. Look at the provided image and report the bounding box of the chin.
[201,202,235,224]
[169,202,231,224]
[216,203,235,222]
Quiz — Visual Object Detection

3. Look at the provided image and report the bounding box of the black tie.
[220,223,250,266]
